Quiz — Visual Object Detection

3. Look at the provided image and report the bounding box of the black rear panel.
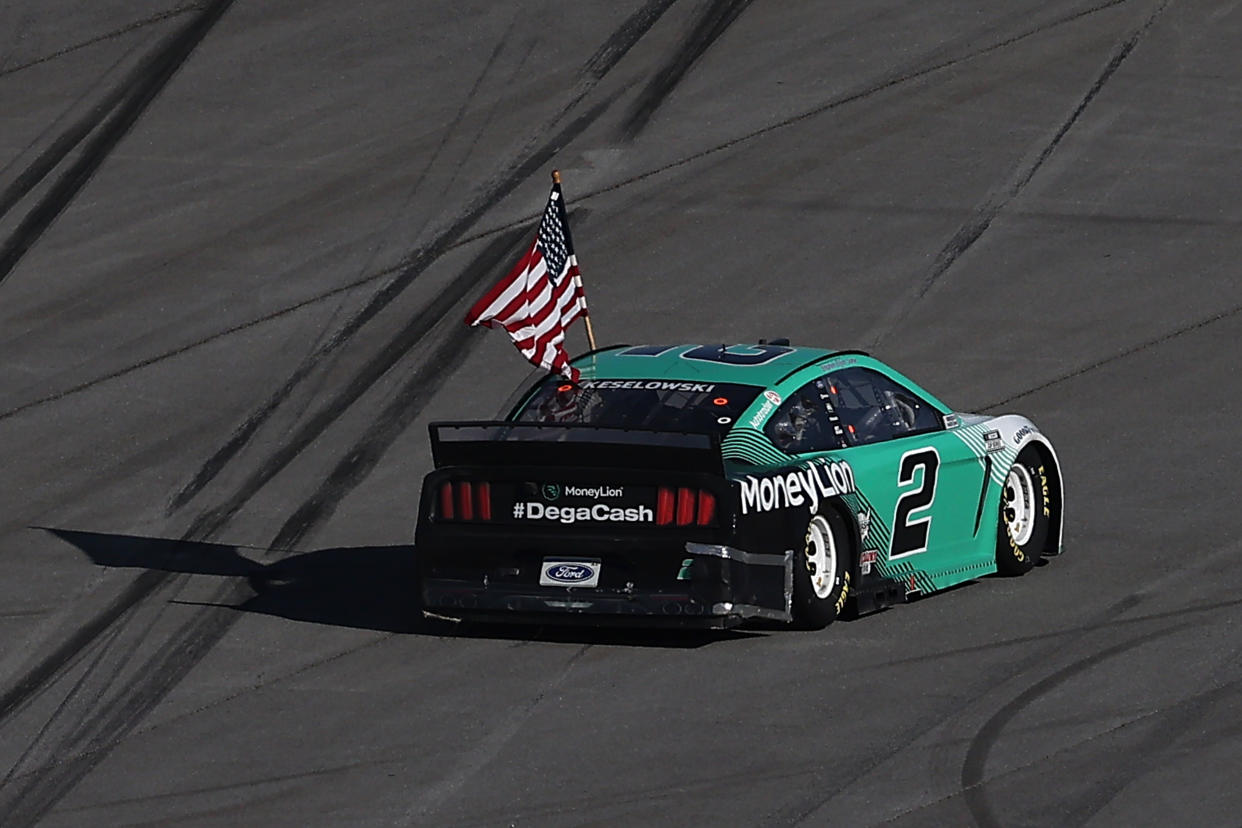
[429,422,723,474]
[425,466,728,533]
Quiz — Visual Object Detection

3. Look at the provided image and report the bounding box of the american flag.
[464,176,588,380]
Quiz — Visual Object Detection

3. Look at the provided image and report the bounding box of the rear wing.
[429,421,723,475]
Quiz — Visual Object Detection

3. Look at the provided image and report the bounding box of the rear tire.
[792,508,852,629]
[996,448,1051,575]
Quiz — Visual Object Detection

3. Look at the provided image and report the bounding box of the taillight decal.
[439,482,454,519]
[676,487,695,526]
[476,482,492,521]
[657,487,675,525]
[457,481,474,521]
[696,490,716,526]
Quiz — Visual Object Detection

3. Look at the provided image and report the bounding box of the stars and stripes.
[464,176,589,380]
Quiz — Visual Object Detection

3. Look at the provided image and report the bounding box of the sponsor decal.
[859,549,878,575]
[984,430,1004,453]
[677,558,694,581]
[857,510,872,543]
[764,389,782,406]
[562,484,624,498]
[738,459,856,515]
[515,502,653,524]
[1012,425,1037,445]
[1008,529,1026,562]
[540,560,601,588]
[943,414,961,429]
[539,482,624,500]
[580,379,715,393]
[1039,465,1051,517]
[835,570,851,616]
[749,399,775,428]
[821,357,858,370]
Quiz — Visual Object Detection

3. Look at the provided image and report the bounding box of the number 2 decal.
[890,447,940,558]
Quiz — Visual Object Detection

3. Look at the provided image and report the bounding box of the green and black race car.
[414,342,1064,629]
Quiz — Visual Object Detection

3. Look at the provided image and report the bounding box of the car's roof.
[571,343,853,387]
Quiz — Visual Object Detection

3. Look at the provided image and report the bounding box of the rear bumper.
[417,538,792,628]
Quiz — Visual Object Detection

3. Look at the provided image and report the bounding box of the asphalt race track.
[2,2,1240,825]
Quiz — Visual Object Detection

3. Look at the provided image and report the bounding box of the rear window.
[514,379,762,436]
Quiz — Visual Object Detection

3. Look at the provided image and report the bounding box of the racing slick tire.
[792,507,852,629]
[995,447,1051,575]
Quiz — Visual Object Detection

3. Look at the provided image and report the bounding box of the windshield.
[514,379,762,436]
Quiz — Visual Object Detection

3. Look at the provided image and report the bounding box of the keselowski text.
[580,380,715,392]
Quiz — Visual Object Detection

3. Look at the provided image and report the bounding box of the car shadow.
[45,528,760,648]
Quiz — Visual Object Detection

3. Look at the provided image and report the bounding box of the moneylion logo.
[739,458,857,515]
[541,483,560,501]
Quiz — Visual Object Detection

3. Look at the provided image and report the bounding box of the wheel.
[792,508,852,629]
[995,447,1051,575]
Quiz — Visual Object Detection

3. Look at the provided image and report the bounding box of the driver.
[772,394,820,451]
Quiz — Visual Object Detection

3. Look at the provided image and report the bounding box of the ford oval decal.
[545,563,593,583]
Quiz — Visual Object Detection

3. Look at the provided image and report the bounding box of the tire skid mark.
[404,645,591,822]
[2,22,525,428]
[451,759,823,827]
[61,783,299,827]
[1060,681,1237,825]
[9,298,534,821]
[266,224,535,551]
[51,754,403,815]
[959,622,1201,828]
[0,3,1138,425]
[0,578,247,828]
[0,606,134,793]
[0,274,382,423]
[74,631,399,765]
[270,327,470,551]
[0,214,517,814]
[0,4,200,80]
[0,4,34,74]
[0,10,661,817]
[869,593,1242,670]
[779,587,1160,827]
[868,653,1238,827]
[620,0,755,140]
[415,12,528,241]
[0,17,174,217]
[865,0,1171,349]
[171,99,607,531]
[0,569,169,723]
[791,538,1242,827]
[169,3,675,512]
[0,34,150,218]
[981,297,1242,411]
[0,0,238,286]
[584,0,680,82]
[587,0,1137,203]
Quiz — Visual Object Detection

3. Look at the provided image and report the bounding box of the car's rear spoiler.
[428,421,723,475]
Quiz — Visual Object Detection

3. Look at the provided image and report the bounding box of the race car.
[414,342,1063,629]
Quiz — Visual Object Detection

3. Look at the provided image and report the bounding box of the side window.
[765,379,844,454]
[823,368,942,445]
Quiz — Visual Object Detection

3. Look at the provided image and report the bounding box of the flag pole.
[553,169,597,352]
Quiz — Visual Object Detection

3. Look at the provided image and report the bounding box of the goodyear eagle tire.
[995,447,1051,575]
[792,508,852,629]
